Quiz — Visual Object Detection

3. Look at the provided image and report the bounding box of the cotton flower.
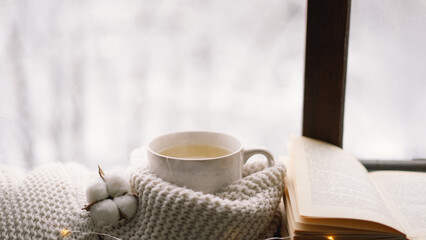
[90,199,120,224]
[84,166,138,224]
[114,194,138,219]
[105,169,130,197]
[86,177,108,203]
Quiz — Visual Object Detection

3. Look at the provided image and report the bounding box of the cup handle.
[243,146,274,167]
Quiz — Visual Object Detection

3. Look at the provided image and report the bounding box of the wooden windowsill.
[361,159,426,172]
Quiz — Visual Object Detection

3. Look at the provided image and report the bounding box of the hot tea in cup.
[159,144,231,159]
[147,131,274,193]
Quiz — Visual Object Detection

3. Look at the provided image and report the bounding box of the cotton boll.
[105,170,130,197]
[114,194,138,219]
[90,199,120,224]
[86,176,108,203]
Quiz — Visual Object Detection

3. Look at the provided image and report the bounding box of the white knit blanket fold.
[0,161,285,240]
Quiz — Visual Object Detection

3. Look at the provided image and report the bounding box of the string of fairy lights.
[56,224,336,240]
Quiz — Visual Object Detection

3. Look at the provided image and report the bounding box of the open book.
[283,136,426,240]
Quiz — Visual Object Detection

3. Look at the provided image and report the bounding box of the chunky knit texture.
[0,163,97,240]
[0,161,285,240]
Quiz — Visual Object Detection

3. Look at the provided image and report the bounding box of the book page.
[370,171,426,239]
[290,136,403,233]
[283,156,403,234]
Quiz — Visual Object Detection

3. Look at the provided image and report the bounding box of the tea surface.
[159,144,231,159]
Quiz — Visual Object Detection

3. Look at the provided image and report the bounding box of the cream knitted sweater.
[0,161,285,240]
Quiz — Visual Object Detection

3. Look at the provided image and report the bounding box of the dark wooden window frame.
[302,0,426,172]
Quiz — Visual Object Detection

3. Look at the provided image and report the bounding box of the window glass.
[0,0,306,171]
[345,0,426,160]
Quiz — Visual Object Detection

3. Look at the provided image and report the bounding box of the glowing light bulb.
[327,236,334,240]
[60,228,71,238]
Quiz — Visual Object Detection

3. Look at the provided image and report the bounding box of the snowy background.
[345,0,426,160]
[0,0,425,172]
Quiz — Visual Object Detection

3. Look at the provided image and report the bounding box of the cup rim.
[147,130,243,161]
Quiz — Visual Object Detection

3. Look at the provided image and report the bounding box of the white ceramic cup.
[147,131,275,193]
